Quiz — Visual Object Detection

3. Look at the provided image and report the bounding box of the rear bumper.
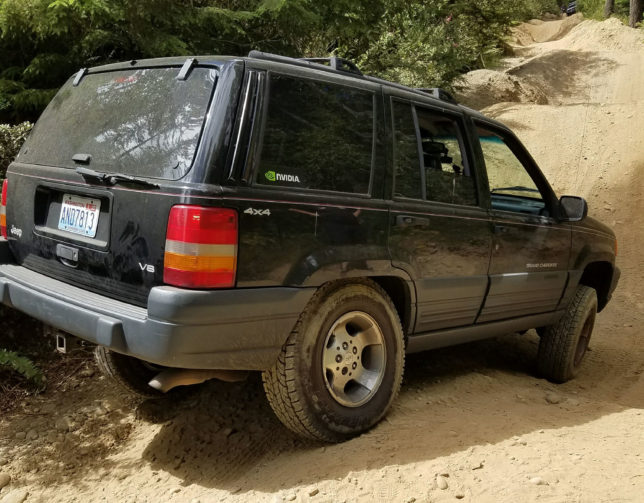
[0,240,314,370]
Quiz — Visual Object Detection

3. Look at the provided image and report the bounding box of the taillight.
[163,205,238,288]
[0,180,7,239]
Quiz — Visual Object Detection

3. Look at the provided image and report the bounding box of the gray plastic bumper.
[0,242,314,370]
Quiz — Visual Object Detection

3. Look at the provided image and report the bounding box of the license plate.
[58,194,101,238]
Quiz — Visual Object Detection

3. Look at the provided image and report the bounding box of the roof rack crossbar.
[415,88,457,104]
[299,57,362,76]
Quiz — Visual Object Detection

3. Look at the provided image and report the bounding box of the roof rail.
[247,50,363,77]
[416,88,457,104]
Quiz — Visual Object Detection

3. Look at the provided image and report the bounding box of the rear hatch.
[5,63,219,306]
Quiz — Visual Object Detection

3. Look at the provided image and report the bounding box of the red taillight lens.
[163,205,238,288]
[0,180,7,239]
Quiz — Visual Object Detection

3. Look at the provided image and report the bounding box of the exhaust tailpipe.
[148,369,249,393]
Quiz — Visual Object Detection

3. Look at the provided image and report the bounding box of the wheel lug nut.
[352,362,357,369]
[342,367,348,375]
[342,342,349,350]
[335,355,342,363]
[352,347,357,354]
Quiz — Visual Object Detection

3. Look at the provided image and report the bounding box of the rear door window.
[18,67,217,180]
[392,99,477,206]
[255,74,375,194]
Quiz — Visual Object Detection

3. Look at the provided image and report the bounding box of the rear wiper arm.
[75,166,159,189]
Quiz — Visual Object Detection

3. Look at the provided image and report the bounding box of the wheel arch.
[578,261,614,312]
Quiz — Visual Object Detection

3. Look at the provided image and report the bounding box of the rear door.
[387,97,493,333]
[474,122,571,322]
[5,63,223,306]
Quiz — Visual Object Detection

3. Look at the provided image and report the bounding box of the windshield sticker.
[265,171,301,183]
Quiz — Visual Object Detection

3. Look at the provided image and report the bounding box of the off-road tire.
[262,279,405,442]
[95,346,163,398]
[537,285,597,383]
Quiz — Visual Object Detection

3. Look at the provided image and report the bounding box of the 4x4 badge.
[244,208,271,216]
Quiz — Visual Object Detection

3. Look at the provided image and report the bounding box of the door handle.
[395,215,430,227]
[494,225,510,234]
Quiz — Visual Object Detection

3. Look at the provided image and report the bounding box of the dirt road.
[1,14,643,503]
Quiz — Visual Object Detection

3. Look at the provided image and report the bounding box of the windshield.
[18,67,217,180]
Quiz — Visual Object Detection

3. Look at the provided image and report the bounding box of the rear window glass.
[18,67,217,180]
[255,74,374,194]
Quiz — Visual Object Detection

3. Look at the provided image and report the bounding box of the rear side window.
[18,67,217,180]
[255,74,374,194]
[392,100,477,206]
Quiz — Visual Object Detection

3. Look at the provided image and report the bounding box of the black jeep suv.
[0,52,619,442]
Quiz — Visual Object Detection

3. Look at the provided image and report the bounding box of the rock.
[55,417,73,432]
[436,475,449,490]
[94,406,107,417]
[455,493,465,499]
[14,432,25,441]
[25,430,38,442]
[0,473,10,489]
[308,488,319,497]
[78,367,95,378]
[0,489,28,503]
[170,487,181,494]
[0,459,7,467]
[529,476,548,486]
[545,393,562,404]
[286,494,297,501]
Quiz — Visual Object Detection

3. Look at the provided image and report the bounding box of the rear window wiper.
[75,166,159,189]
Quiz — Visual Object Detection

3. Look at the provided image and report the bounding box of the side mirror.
[559,195,588,222]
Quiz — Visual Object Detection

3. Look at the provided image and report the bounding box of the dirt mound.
[454,69,548,110]
[561,17,644,51]
[510,14,583,45]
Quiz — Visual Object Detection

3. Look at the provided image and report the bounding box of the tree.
[630,0,643,26]
[604,0,615,17]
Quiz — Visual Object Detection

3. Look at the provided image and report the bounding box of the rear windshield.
[18,67,217,180]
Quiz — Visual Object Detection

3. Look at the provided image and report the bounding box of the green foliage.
[0,0,560,122]
[577,0,632,19]
[0,122,32,179]
[354,0,560,89]
[0,348,45,388]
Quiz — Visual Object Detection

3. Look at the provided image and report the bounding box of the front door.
[474,122,571,323]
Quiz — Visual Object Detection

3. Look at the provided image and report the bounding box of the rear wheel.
[95,346,163,398]
[537,285,597,383]
[262,280,404,442]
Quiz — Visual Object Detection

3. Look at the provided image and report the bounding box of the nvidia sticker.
[264,170,301,183]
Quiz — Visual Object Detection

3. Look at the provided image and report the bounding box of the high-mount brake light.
[0,180,7,239]
[163,205,238,288]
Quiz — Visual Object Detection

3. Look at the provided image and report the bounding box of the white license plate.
[58,194,101,238]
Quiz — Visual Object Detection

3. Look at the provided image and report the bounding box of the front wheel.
[537,285,597,383]
[262,280,405,442]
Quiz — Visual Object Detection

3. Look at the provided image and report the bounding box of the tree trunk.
[630,0,643,27]
[604,0,615,18]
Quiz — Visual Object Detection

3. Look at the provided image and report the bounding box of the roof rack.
[247,51,362,77]
[247,51,458,106]
[415,88,457,104]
